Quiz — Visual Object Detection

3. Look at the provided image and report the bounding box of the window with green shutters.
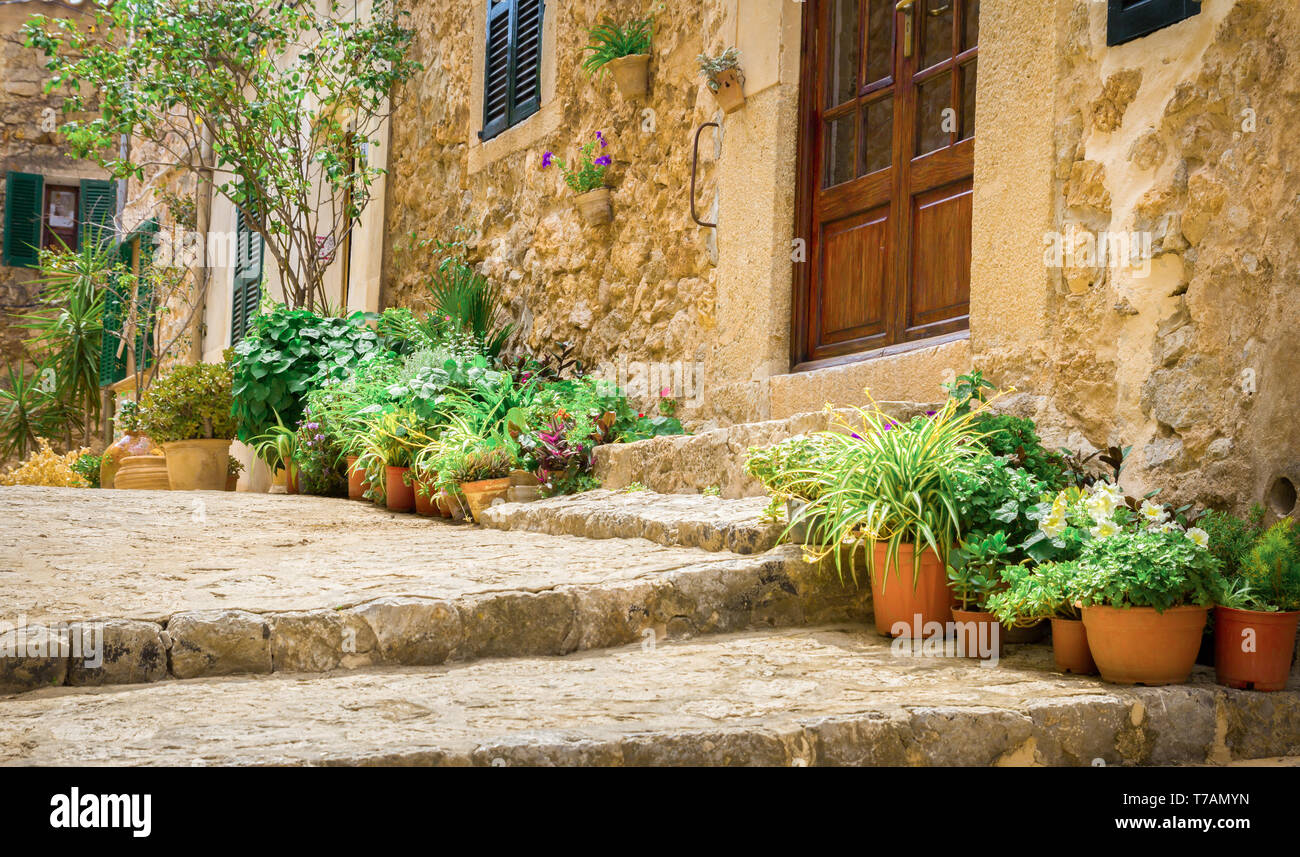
[3,171,44,268]
[480,0,545,141]
[1107,0,1201,46]
[78,178,117,250]
[229,208,264,343]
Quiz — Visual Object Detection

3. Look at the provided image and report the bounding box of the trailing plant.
[542,132,613,194]
[580,15,655,74]
[697,46,741,91]
[135,362,236,443]
[986,561,1084,626]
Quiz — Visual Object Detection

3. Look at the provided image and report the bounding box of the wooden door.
[793,0,979,368]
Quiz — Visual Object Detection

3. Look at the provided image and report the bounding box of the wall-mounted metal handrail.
[690,121,719,228]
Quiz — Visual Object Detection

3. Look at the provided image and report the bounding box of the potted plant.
[1211,515,1300,691]
[542,133,614,225]
[947,532,1016,659]
[1036,483,1219,685]
[798,396,990,637]
[744,434,837,545]
[581,15,655,99]
[226,456,244,492]
[135,362,236,491]
[988,562,1096,675]
[365,410,424,513]
[698,47,745,113]
[252,414,301,495]
[101,400,163,489]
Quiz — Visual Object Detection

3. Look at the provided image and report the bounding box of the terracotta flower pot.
[284,465,299,495]
[1003,619,1048,644]
[413,476,437,517]
[346,456,365,501]
[113,455,170,490]
[574,187,613,225]
[1082,605,1208,685]
[709,67,746,113]
[162,439,232,491]
[101,431,160,489]
[460,477,510,523]
[1214,606,1300,692]
[869,542,953,637]
[225,474,238,492]
[385,466,414,512]
[1049,617,1097,675]
[606,53,649,98]
[951,608,1004,659]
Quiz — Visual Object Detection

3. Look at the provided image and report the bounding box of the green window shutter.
[100,262,128,387]
[480,0,545,142]
[230,209,264,343]
[1107,0,1201,46]
[79,178,116,250]
[3,171,44,268]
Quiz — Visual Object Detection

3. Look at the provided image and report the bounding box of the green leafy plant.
[71,452,103,488]
[135,362,236,443]
[580,15,655,75]
[1216,517,1300,612]
[1064,528,1222,612]
[0,360,61,460]
[425,257,514,358]
[252,412,298,476]
[986,561,1084,626]
[947,531,1017,611]
[227,455,245,477]
[542,132,613,194]
[745,434,839,505]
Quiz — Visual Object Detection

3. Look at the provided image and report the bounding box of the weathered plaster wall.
[384,0,800,423]
[976,0,1300,515]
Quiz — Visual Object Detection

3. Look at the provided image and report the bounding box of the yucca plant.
[0,360,62,459]
[426,259,514,357]
[796,394,993,589]
[580,15,655,75]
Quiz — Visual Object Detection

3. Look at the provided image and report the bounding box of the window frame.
[480,0,546,142]
[1107,0,1202,47]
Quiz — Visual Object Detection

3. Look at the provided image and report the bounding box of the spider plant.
[251,412,299,476]
[797,394,993,589]
[580,15,655,75]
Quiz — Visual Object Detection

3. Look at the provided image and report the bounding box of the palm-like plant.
[581,15,655,74]
[426,259,514,357]
[0,360,60,459]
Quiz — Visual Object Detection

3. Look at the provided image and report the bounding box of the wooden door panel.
[908,180,971,335]
[819,206,891,347]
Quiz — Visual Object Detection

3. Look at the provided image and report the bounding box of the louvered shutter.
[3,171,44,268]
[230,208,264,343]
[100,263,127,387]
[1107,0,1201,46]
[78,178,116,250]
[480,0,545,141]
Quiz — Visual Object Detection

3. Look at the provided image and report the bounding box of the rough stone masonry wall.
[383,0,734,418]
[979,0,1300,515]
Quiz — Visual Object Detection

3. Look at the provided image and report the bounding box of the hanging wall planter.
[699,48,745,114]
[606,54,650,99]
[582,15,655,100]
[544,132,615,227]
[574,187,614,225]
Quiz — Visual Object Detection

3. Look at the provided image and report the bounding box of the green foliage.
[1064,528,1221,611]
[425,257,514,358]
[697,47,741,91]
[986,561,1083,625]
[947,531,1017,610]
[744,434,837,503]
[25,0,421,309]
[136,362,236,443]
[951,450,1052,554]
[0,360,62,459]
[71,452,103,488]
[251,411,298,473]
[942,369,996,417]
[230,307,383,441]
[972,413,1067,489]
[543,133,612,195]
[227,455,244,477]
[1218,517,1300,612]
[580,15,655,74]
[1199,506,1266,577]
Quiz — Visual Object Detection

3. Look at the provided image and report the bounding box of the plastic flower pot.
[1082,605,1208,685]
[460,477,510,523]
[1214,606,1300,692]
[574,187,613,225]
[285,465,299,495]
[385,466,414,513]
[346,456,365,501]
[709,67,745,113]
[869,542,953,637]
[1049,617,1097,675]
[413,477,437,517]
[162,439,232,491]
[606,53,649,98]
[950,608,1004,659]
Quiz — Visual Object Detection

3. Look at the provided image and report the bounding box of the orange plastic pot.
[869,542,953,637]
[385,466,414,512]
[413,476,437,517]
[1214,606,1300,692]
[1050,617,1097,675]
[1082,605,1208,685]
[346,456,365,501]
[950,608,1004,659]
[284,465,299,495]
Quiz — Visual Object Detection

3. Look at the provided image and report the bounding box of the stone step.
[4,625,1296,766]
[0,487,867,694]
[478,489,784,554]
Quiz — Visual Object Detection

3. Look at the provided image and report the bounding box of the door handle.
[897,0,915,58]
[690,122,719,228]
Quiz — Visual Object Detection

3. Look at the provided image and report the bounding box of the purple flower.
[541,151,553,168]
[595,156,611,167]
[850,432,862,440]
[315,434,325,441]
[924,410,936,417]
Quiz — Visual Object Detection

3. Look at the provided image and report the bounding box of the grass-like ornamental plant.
[580,15,655,75]
[796,394,992,588]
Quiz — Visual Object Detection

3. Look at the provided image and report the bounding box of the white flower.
[1140,499,1169,524]
[1085,491,1117,521]
[1040,514,1067,538]
[1186,527,1210,548]
[1090,519,1120,539]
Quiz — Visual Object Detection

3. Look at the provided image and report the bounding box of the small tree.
[24,0,420,311]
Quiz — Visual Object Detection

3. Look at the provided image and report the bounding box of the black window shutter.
[3,171,44,268]
[1108,0,1201,46]
[230,208,264,343]
[481,0,545,141]
[78,178,117,250]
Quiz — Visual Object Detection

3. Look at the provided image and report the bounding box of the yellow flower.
[1186,527,1209,548]
[1090,519,1119,539]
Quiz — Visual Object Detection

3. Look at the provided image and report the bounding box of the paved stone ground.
[3,625,1297,766]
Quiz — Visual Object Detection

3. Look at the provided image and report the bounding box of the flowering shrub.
[294,412,346,496]
[543,132,612,194]
[0,438,90,487]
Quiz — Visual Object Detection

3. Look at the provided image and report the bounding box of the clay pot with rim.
[113,455,170,490]
[346,456,365,500]
[385,466,414,512]
[412,475,437,517]
[101,431,160,489]
[950,607,1004,659]
[1049,617,1097,675]
[605,53,649,98]
[708,67,745,113]
[162,439,231,491]
[574,187,613,225]
[225,474,238,492]
[1214,606,1300,692]
[460,477,510,523]
[284,465,299,495]
[1082,605,1208,685]
[869,542,954,637]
